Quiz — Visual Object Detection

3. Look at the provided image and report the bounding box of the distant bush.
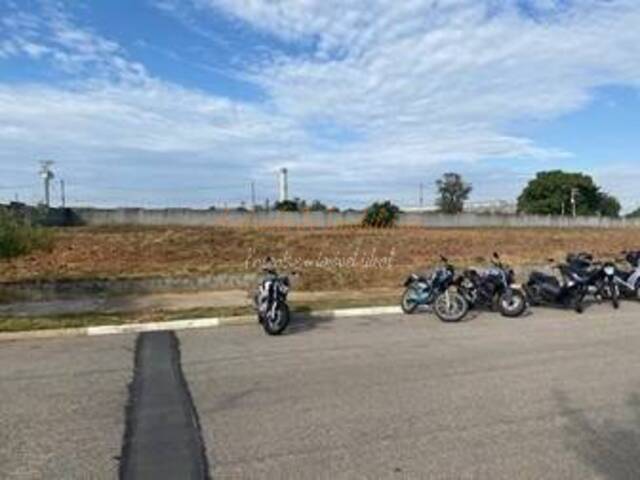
[274,200,300,212]
[361,201,400,228]
[0,210,53,259]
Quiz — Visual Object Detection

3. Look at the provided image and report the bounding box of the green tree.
[361,201,400,228]
[598,193,621,218]
[436,173,472,214]
[627,207,640,219]
[517,170,621,217]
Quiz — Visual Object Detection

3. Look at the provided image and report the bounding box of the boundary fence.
[66,208,640,229]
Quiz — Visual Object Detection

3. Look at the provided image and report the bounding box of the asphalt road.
[0,334,133,478]
[4,302,640,479]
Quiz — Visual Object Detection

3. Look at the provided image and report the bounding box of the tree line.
[261,169,633,225]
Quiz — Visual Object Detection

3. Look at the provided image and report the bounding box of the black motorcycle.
[456,252,527,317]
[401,255,469,322]
[524,259,588,313]
[565,252,620,309]
[254,266,291,335]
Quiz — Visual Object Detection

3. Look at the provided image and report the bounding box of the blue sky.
[0,0,639,210]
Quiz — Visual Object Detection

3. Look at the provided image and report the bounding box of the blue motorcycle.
[401,255,469,322]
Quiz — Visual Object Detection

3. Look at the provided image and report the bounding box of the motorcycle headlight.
[604,266,615,276]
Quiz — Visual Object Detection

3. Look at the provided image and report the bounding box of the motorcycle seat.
[530,271,559,286]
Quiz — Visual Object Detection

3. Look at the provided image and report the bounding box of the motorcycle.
[254,265,291,335]
[456,252,527,317]
[524,259,589,313]
[401,255,469,322]
[565,252,620,309]
[610,250,640,300]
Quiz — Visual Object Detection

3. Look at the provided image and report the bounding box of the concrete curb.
[0,306,401,342]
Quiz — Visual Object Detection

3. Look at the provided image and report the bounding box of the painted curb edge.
[0,306,402,341]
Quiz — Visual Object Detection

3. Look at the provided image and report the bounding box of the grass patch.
[0,209,53,259]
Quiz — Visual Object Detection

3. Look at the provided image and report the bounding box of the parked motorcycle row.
[253,251,640,335]
[402,250,640,323]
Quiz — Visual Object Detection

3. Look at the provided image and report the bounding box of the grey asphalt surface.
[0,334,134,479]
[3,303,640,479]
[180,302,640,479]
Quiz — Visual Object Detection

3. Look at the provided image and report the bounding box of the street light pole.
[570,188,579,218]
[39,160,55,208]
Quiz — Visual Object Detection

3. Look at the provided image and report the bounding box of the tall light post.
[39,160,55,208]
[278,168,288,202]
[570,188,579,218]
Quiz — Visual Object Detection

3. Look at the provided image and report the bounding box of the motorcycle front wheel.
[600,282,620,309]
[611,283,620,309]
[401,287,420,314]
[570,291,585,314]
[498,290,527,317]
[262,303,290,336]
[433,290,468,323]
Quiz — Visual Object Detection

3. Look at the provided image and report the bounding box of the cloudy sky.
[1,0,639,210]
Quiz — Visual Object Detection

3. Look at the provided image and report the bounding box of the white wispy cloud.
[0,0,639,207]
[0,3,148,82]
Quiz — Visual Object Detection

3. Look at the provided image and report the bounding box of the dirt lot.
[1,226,639,290]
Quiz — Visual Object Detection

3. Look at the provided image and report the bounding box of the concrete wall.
[69,207,640,229]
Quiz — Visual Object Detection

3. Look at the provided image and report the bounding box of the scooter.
[524,259,589,313]
[456,252,527,317]
[401,255,469,322]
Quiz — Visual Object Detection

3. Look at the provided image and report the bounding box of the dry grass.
[0,225,639,290]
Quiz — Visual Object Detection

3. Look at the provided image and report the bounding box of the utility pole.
[60,179,66,208]
[250,181,256,210]
[39,160,55,208]
[570,188,579,218]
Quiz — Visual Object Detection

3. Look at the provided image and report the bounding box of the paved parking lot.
[3,302,640,479]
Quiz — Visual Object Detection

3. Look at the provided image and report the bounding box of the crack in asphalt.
[119,332,211,480]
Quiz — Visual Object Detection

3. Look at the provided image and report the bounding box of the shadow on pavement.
[285,312,336,335]
[555,389,640,480]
